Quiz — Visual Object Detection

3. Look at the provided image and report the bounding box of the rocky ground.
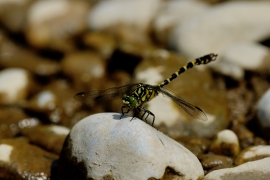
[0,0,270,180]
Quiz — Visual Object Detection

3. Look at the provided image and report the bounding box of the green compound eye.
[129,96,137,105]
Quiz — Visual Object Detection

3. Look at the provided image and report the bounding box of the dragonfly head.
[122,94,137,107]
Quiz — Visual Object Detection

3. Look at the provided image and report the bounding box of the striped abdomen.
[159,53,218,88]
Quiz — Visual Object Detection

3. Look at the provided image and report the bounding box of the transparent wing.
[154,86,207,121]
[74,84,139,102]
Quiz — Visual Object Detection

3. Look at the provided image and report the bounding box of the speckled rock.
[204,157,270,180]
[58,113,204,180]
[0,68,31,104]
[226,86,254,124]
[171,1,270,58]
[234,145,270,166]
[26,0,89,51]
[209,129,240,157]
[133,51,228,138]
[257,89,270,138]
[21,125,69,154]
[0,138,57,180]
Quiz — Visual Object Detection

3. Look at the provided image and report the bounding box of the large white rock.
[171,1,270,58]
[58,113,204,180]
[204,157,270,180]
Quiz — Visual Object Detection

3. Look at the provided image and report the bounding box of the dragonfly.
[74,53,218,126]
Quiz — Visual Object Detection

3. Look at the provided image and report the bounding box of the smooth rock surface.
[204,157,270,180]
[58,113,204,180]
[257,89,270,138]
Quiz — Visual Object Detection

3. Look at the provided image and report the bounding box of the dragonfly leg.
[121,106,131,119]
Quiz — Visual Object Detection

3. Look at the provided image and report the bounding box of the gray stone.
[257,89,270,138]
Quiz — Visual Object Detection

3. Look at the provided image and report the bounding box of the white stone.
[0,144,13,162]
[63,113,204,179]
[204,157,270,180]
[49,125,70,136]
[88,0,162,32]
[0,68,29,103]
[222,42,269,70]
[257,89,270,128]
[171,1,270,59]
[209,129,240,157]
[216,129,239,144]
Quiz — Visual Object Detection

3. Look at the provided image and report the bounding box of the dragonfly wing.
[158,88,208,121]
[74,84,139,102]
